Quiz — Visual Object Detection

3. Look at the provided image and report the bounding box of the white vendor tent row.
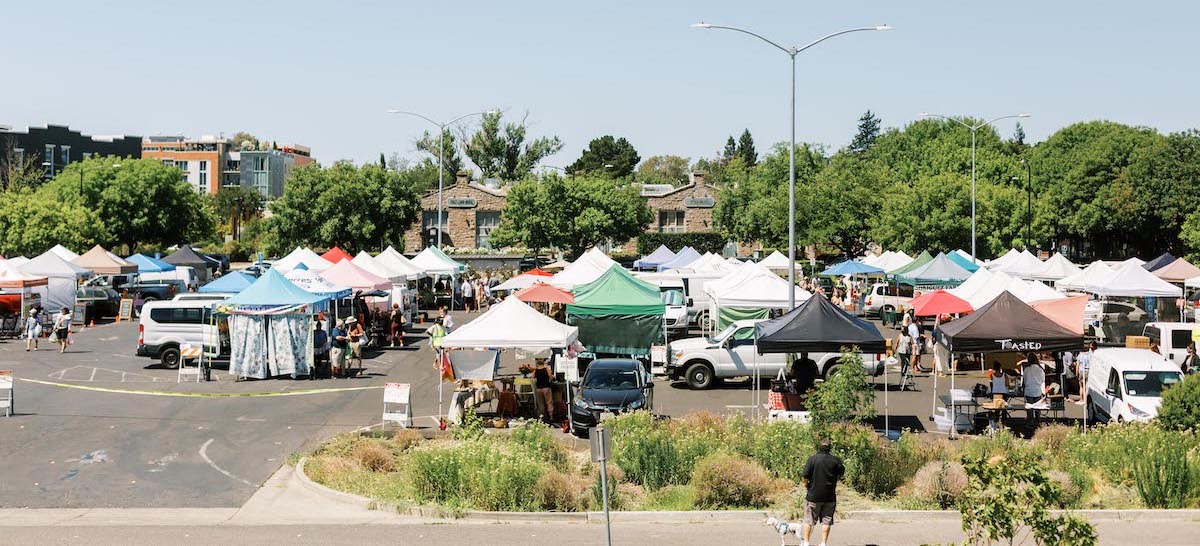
[549,248,619,289]
[1030,253,1082,281]
[352,251,407,283]
[1056,261,1114,293]
[411,246,467,278]
[949,267,1064,309]
[757,250,798,271]
[985,249,1022,270]
[704,261,811,328]
[18,250,93,311]
[875,251,915,273]
[375,246,428,280]
[273,247,334,273]
[998,250,1044,278]
[442,297,579,349]
[48,244,80,262]
[1084,262,1182,298]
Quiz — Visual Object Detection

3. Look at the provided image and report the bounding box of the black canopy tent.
[162,244,218,284]
[935,291,1082,353]
[1142,252,1175,272]
[755,294,886,354]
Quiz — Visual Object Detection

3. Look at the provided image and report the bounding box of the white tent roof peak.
[549,248,618,289]
[274,247,334,273]
[1085,262,1182,298]
[376,246,427,280]
[442,297,578,349]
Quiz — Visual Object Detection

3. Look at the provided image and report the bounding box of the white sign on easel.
[383,382,412,428]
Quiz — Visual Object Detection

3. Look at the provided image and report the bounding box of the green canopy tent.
[895,252,973,288]
[566,265,665,355]
[888,250,933,276]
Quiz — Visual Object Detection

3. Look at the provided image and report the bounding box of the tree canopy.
[637,155,691,186]
[488,173,652,259]
[461,111,562,181]
[568,135,640,177]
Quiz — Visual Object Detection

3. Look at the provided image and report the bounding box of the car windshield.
[583,367,639,390]
[660,288,684,306]
[708,324,739,344]
[1123,371,1182,397]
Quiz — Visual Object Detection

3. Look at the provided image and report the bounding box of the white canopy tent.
[442,297,579,349]
[999,250,1045,279]
[18,251,93,311]
[549,248,618,289]
[1030,253,1082,281]
[726,256,743,266]
[490,274,547,292]
[705,261,811,330]
[757,250,796,271]
[411,247,467,277]
[49,244,80,262]
[986,249,1022,270]
[952,249,974,263]
[860,251,886,268]
[1057,261,1115,293]
[4,256,29,268]
[375,246,427,280]
[352,251,407,284]
[1085,262,1182,298]
[951,268,1064,309]
[877,251,915,273]
[273,247,334,273]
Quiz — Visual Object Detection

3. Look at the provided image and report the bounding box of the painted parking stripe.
[18,378,383,398]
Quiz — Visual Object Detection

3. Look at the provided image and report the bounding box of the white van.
[864,282,914,316]
[172,292,232,302]
[1086,348,1183,424]
[136,300,227,368]
[1142,322,1196,368]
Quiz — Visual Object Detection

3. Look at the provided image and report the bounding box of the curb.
[293,460,1200,524]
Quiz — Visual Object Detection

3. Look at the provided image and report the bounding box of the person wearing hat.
[346,317,365,377]
[329,319,349,378]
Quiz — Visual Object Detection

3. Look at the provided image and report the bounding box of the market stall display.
[18,251,92,312]
[218,269,330,379]
[72,245,137,275]
[567,264,665,355]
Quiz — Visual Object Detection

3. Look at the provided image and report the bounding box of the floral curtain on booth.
[229,314,269,379]
[269,314,312,378]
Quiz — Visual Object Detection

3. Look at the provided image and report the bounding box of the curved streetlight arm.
[387,109,494,129]
[692,23,791,54]
[982,113,1030,129]
[796,26,890,54]
[386,109,441,127]
[922,112,1030,131]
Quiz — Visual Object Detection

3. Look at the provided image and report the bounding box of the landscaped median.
[296,410,1200,540]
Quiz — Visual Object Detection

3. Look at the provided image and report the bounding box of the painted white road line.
[199,439,254,487]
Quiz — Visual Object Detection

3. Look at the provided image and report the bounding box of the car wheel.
[161,347,180,369]
[1086,401,1096,423]
[1116,415,1124,425]
[823,363,842,380]
[698,311,713,332]
[684,362,715,390]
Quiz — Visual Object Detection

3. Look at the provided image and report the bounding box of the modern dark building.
[0,124,142,185]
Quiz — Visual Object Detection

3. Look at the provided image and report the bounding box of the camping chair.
[0,315,17,339]
[0,371,12,417]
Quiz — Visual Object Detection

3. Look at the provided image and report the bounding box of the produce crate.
[1125,335,1151,349]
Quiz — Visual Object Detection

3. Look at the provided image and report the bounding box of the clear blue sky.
[5,1,1197,169]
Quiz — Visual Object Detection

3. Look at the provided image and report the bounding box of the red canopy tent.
[910,289,973,317]
[320,246,354,264]
[514,283,575,304]
[526,267,553,277]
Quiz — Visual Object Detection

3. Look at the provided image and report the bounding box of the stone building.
[403,172,508,251]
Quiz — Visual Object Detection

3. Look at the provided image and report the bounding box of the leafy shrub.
[608,411,721,490]
[690,452,773,508]
[1157,373,1200,431]
[635,232,728,256]
[959,451,1098,546]
[959,429,1022,463]
[407,440,546,511]
[1048,469,1088,509]
[451,407,485,441]
[392,429,424,452]
[353,442,396,473]
[750,420,815,483]
[905,460,968,508]
[1063,423,1200,486]
[641,485,696,511]
[1032,424,1075,457]
[591,465,623,511]
[827,424,882,495]
[809,348,876,426]
[533,471,588,512]
[511,421,569,472]
[1132,434,1196,508]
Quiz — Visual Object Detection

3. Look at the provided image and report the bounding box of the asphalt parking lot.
[0,311,1084,508]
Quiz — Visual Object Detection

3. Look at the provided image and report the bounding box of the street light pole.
[691,22,893,309]
[386,109,497,248]
[1022,158,1032,250]
[919,113,1030,263]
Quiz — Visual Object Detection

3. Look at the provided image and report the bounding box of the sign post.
[590,425,613,546]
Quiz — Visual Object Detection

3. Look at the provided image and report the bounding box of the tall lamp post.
[386,109,497,248]
[1020,158,1032,251]
[691,22,893,309]
[918,112,1029,263]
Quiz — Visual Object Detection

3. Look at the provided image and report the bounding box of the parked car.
[173,292,233,302]
[662,319,884,389]
[863,282,915,317]
[76,286,121,321]
[138,266,199,290]
[569,358,655,437]
[240,262,272,278]
[1086,348,1183,424]
[136,300,228,368]
[1142,322,1196,368]
[1084,300,1148,325]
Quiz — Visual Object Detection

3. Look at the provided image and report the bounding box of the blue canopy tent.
[656,246,702,272]
[125,253,176,273]
[217,269,330,379]
[946,252,981,273]
[198,271,255,294]
[819,260,884,277]
[633,245,677,270]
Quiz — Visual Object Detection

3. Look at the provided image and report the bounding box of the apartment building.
[0,124,141,185]
[142,136,312,198]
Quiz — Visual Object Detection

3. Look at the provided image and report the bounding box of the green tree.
[232,131,260,151]
[712,143,826,248]
[211,186,265,230]
[808,348,876,427]
[42,157,215,254]
[0,188,106,256]
[379,152,387,170]
[461,111,563,180]
[848,110,881,154]
[722,136,738,162]
[488,172,652,258]
[568,135,640,178]
[263,162,419,255]
[1,134,45,189]
[805,153,887,256]
[635,155,690,186]
[959,451,1097,546]
[414,130,464,178]
[737,129,757,167]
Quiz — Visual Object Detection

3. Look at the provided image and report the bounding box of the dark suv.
[569,359,655,437]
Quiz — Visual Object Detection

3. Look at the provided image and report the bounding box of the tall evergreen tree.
[1009,122,1028,155]
[848,110,881,154]
[737,129,757,166]
[722,136,738,162]
[379,152,387,170]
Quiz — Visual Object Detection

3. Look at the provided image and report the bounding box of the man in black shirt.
[801,439,845,546]
[790,352,820,394]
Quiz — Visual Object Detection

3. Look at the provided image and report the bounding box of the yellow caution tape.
[18,377,383,398]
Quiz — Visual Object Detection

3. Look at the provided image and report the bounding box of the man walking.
[801,439,844,546]
[460,277,475,313]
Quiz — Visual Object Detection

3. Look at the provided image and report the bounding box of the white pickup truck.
[863,282,915,317]
[662,319,885,389]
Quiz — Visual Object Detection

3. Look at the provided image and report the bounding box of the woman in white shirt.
[53,307,72,354]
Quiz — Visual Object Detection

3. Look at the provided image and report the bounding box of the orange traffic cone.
[89,320,95,328]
